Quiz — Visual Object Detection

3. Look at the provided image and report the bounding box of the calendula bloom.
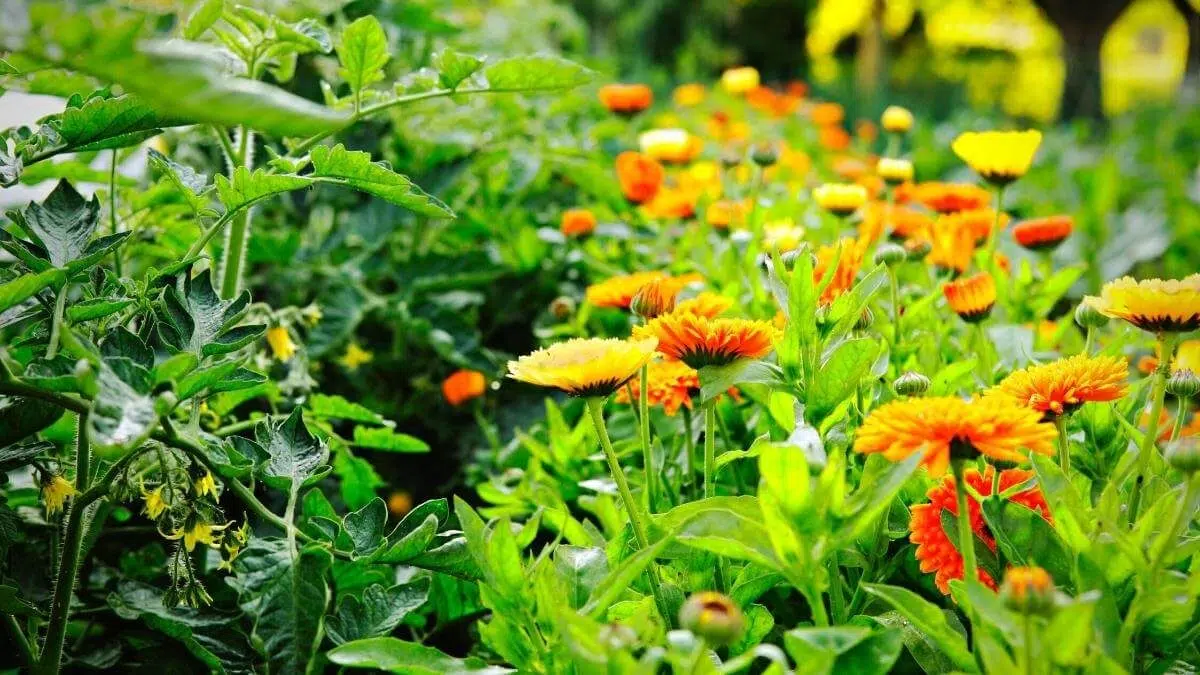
[639,129,702,164]
[952,130,1043,186]
[560,208,597,237]
[630,277,680,319]
[705,200,746,229]
[193,470,217,498]
[809,102,845,127]
[387,491,413,518]
[814,238,865,305]
[706,112,751,142]
[615,151,664,204]
[1174,340,1200,373]
[989,354,1129,418]
[676,292,734,318]
[910,467,1052,593]
[339,342,373,370]
[169,521,231,552]
[642,186,698,220]
[813,183,868,216]
[881,105,914,133]
[926,217,976,274]
[443,369,487,406]
[586,271,667,309]
[598,83,653,115]
[943,273,997,323]
[679,161,724,200]
[141,484,169,520]
[1013,215,1073,251]
[634,313,779,369]
[41,474,76,515]
[763,220,807,252]
[915,182,992,214]
[855,120,879,143]
[1001,566,1056,614]
[876,158,914,185]
[832,156,870,181]
[673,83,706,106]
[886,205,934,241]
[819,126,851,151]
[940,208,1010,245]
[616,359,701,416]
[720,66,760,94]
[1083,275,1200,333]
[265,325,296,361]
[854,396,1056,475]
[507,337,658,397]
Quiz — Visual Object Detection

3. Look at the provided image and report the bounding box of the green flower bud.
[1165,437,1200,474]
[679,592,745,646]
[1074,301,1109,329]
[873,243,907,267]
[751,142,779,167]
[904,238,932,261]
[1000,566,1056,616]
[549,296,576,320]
[893,371,931,396]
[1166,369,1200,399]
[720,149,743,168]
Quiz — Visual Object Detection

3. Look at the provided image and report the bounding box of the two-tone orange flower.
[507,337,658,397]
[1083,275,1200,333]
[676,292,733,318]
[598,83,653,115]
[910,466,1052,594]
[443,369,487,406]
[560,208,597,237]
[586,271,667,309]
[1013,215,1073,251]
[988,354,1129,418]
[854,396,1056,475]
[914,182,992,215]
[634,312,779,369]
[943,273,997,323]
[939,208,1009,245]
[615,151,664,204]
[809,102,845,127]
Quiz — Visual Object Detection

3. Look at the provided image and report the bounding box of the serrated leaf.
[337,16,389,95]
[88,359,155,456]
[215,167,311,213]
[352,426,429,453]
[158,269,254,355]
[182,0,224,39]
[309,144,453,218]
[333,447,383,509]
[148,148,209,212]
[54,94,176,153]
[0,441,51,472]
[433,48,483,89]
[343,498,387,557]
[326,581,430,646]
[8,179,100,268]
[255,408,330,491]
[482,55,593,92]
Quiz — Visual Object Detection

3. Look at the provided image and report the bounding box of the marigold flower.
[634,313,779,369]
[141,484,169,520]
[507,337,658,397]
[1013,215,1073,251]
[813,183,868,216]
[868,203,931,242]
[832,156,870,181]
[989,354,1129,418]
[641,186,698,220]
[631,277,680,319]
[443,369,486,406]
[705,200,746,229]
[819,126,851,151]
[876,158,913,185]
[387,491,413,517]
[676,292,733,318]
[943,273,997,323]
[939,208,1009,245]
[720,66,760,94]
[855,119,879,144]
[910,467,1051,593]
[598,83,653,115]
[763,220,806,252]
[914,182,992,214]
[639,129,702,164]
[615,151,664,204]
[586,271,666,309]
[42,475,76,515]
[809,102,845,127]
[854,396,1056,475]
[952,129,1042,186]
[814,238,865,305]
[881,105,914,133]
[265,325,296,361]
[339,342,373,370]
[926,217,977,274]
[560,208,597,237]
[673,83,706,107]
[1083,275,1200,333]
[193,470,217,498]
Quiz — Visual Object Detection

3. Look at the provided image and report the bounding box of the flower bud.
[1165,436,1200,474]
[881,105,914,134]
[904,238,932,261]
[1074,300,1109,329]
[630,278,678,319]
[813,183,868,217]
[873,242,907,267]
[855,307,874,331]
[679,592,745,646]
[876,158,914,185]
[893,371,930,397]
[720,149,743,169]
[549,296,576,320]
[1166,369,1200,399]
[1001,566,1056,616]
[751,142,779,167]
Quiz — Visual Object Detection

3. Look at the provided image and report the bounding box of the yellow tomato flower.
[41,475,76,515]
[507,337,658,398]
[169,521,231,552]
[141,484,169,520]
[265,325,296,361]
[951,129,1043,186]
[193,470,217,498]
[339,342,374,370]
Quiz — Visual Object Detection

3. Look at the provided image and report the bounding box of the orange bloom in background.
[598,83,653,115]
[819,126,851,151]
[927,217,978,274]
[943,273,997,322]
[940,208,1010,244]
[989,354,1129,417]
[884,205,934,241]
[892,181,918,205]
[679,161,723,200]
[910,466,1052,594]
[673,83,706,107]
[642,186,697,220]
[856,119,879,143]
[635,312,780,369]
[616,151,664,204]
[586,271,667,309]
[832,156,870,181]
[814,238,865,305]
[854,396,1057,475]
[707,111,751,142]
[786,81,809,98]
[809,102,845,127]
[705,200,747,229]
[915,182,992,214]
[1084,275,1200,333]
[560,208,597,237]
[856,174,885,201]
[443,369,486,406]
[676,292,734,318]
[773,144,811,181]
[1013,215,1073,251]
[387,491,414,518]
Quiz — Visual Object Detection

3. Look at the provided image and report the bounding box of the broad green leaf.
[342,497,387,557]
[182,0,224,39]
[333,447,384,509]
[5,179,103,269]
[88,359,155,458]
[0,584,42,616]
[54,94,177,154]
[23,356,82,393]
[929,359,979,396]
[553,546,608,609]
[214,167,311,213]
[337,16,390,95]
[940,510,1002,582]
[157,269,262,356]
[806,338,879,423]
[860,584,977,672]
[309,144,453,218]
[783,626,903,675]
[327,637,513,673]
[434,48,483,89]
[326,580,430,645]
[0,268,65,312]
[66,297,133,323]
[980,498,1073,587]
[148,148,209,212]
[580,536,672,618]
[0,441,51,473]
[307,393,383,424]
[352,426,429,453]
[482,55,593,92]
[176,360,240,400]
[255,408,331,491]
[838,452,921,541]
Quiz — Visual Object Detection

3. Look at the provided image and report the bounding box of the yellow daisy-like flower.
[41,475,76,515]
[265,325,296,361]
[813,183,868,216]
[676,292,733,318]
[943,273,997,323]
[639,129,703,164]
[634,312,779,369]
[141,484,169,520]
[1174,340,1200,373]
[507,337,658,397]
[339,342,374,370]
[881,105,914,134]
[951,130,1043,186]
[763,220,807,252]
[193,470,217,498]
[673,83,706,107]
[876,158,914,185]
[988,354,1129,418]
[1083,275,1200,333]
[853,396,1057,475]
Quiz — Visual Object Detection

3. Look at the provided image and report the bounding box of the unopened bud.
[751,142,778,167]
[630,278,678,319]
[549,296,575,320]
[904,238,931,261]
[679,592,745,646]
[1001,566,1056,616]
[881,105,914,134]
[1165,437,1200,474]
[873,243,907,267]
[876,158,914,185]
[893,371,930,397]
[1074,300,1109,329]
[1166,369,1200,399]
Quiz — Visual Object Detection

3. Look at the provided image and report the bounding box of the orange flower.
[914,182,992,214]
[988,354,1129,417]
[598,83,653,115]
[706,200,746,229]
[940,208,1009,245]
[786,81,809,98]
[676,292,734,318]
[673,83,706,107]
[560,208,597,237]
[818,126,851,151]
[886,205,934,241]
[616,359,699,416]
[387,491,413,518]
[586,271,667,309]
[809,102,845,127]
[832,156,870,181]
[634,312,779,369]
[814,238,865,305]
[641,186,697,220]
[855,119,879,143]
[926,216,978,274]
[615,151,664,204]
[443,370,486,406]
[630,277,679,319]
[943,273,997,322]
[910,466,1052,594]
[1013,215,1073,251]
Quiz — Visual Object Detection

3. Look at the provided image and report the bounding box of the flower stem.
[1084,326,1095,355]
[1148,474,1200,585]
[219,127,253,300]
[704,402,717,499]
[45,283,68,360]
[1022,613,1036,674]
[889,268,902,347]
[637,364,655,511]
[2,614,33,667]
[1055,414,1071,475]
[1130,332,1178,524]
[682,405,697,498]
[586,398,673,625]
[1170,397,1189,443]
[108,149,123,278]
[951,460,979,590]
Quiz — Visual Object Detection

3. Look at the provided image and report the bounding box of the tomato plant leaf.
[482,55,594,91]
[255,408,331,491]
[327,636,514,673]
[326,580,430,646]
[337,16,390,96]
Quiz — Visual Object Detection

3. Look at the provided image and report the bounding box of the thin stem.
[219,127,253,300]
[183,210,236,261]
[1022,614,1035,674]
[704,402,717,499]
[637,364,655,511]
[1084,326,1095,355]
[974,323,993,384]
[827,553,846,624]
[951,460,979,590]
[1148,475,1199,585]
[682,405,697,499]
[585,398,673,625]
[45,283,68,359]
[1130,332,1178,524]
[984,185,1006,266]
[3,613,33,667]
[1170,398,1189,443]
[1055,414,1071,475]
[108,149,122,278]
[889,269,901,347]
[472,405,502,468]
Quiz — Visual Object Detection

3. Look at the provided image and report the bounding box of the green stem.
[45,283,68,360]
[638,364,655,511]
[183,210,237,261]
[974,323,993,385]
[1130,333,1178,524]
[1170,398,1189,443]
[1023,613,1036,675]
[586,398,673,625]
[1084,326,1095,355]
[473,405,502,468]
[219,127,253,300]
[3,613,33,666]
[889,269,901,347]
[984,185,1006,266]
[1148,475,1200,585]
[951,460,979,590]
[108,149,122,278]
[682,405,697,499]
[704,403,717,499]
[1055,414,1071,475]
[827,553,846,624]
[802,581,830,626]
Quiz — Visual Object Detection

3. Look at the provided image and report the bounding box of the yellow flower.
[1083,275,1200,333]
[507,337,658,397]
[634,312,779,369]
[339,342,374,370]
[193,471,217,498]
[881,105,914,133]
[813,183,868,216]
[988,354,1129,417]
[41,475,76,515]
[943,272,997,323]
[720,66,760,94]
[763,220,806,252]
[301,304,323,326]
[876,158,914,185]
[673,83,707,106]
[265,325,296,361]
[141,484,169,520]
[1174,340,1200,373]
[638,129,702,164]
[168,521,231,552]
[586,271,667,309]
[951,130,1043,186]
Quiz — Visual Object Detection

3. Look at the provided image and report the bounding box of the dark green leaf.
[352,426,428,453]
[783,626,904,675]
[860,583,976,672]
[0,268,65,312]
[55,94,175,153]
[980,498,1073,586]
[88,359,155,456]
[255,408,330,491]
[343,497,387,557]
[326,580,430,645]
[8,179,100,268]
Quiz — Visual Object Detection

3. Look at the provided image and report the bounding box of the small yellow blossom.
[193,471,217,498]
[340,342,374,370]
[168,521,231,552]
[42,475,76,515]
[721,66,761,94]
[265,325,297,361]
[141,484,169,520]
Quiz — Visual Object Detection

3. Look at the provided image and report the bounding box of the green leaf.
[581,537,673,618]
[255,408,331,491]
[980,498,1073,586]
[23,356,82,393]
[698,359,782,402]
[157,269,262,356]
[838,453,921,542]
[176,360,239,400]
[88,360,155,458]
[0,584,42,617]
[182,0,224,39]
[337,16,390,95]
[929,359,979,396]
[860,583,977,672]
[342,497,387,557]
[0,268,65,312]
[309,144,453,218]
[554,546,608,610]
[939,510,1002,582]
[434,49,483,89]
[333,447,383,510]
[352,426,429,453]
[6,179,100,268]
[214,167,312,214]
[0,441,51,473]
[55,94,176,153]
[326,637,513,673]
[806,338,879,423]
[482,55,593,92]
[66,297,134,323]
[326,580,430,645]
[148,148,209,212]
[783,626,904,675]
[308,394,384,424]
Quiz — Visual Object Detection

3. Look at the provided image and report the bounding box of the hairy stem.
[45,284,68,360]
[704,403,717,499]
[219,127,253,300]
[637,364,655,511]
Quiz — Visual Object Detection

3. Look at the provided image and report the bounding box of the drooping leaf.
[326,580,430,645]
[351,426,429,453]
[5,179,105,269]
[88,359,155,457]
[326,637,513,673]
[553,546,608,610]
[0,268,65,312]
[860,584,977,672]
[54,94,178,154]
[214,167,312,214]
[307,393,384,424]
[309,144,453,218]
